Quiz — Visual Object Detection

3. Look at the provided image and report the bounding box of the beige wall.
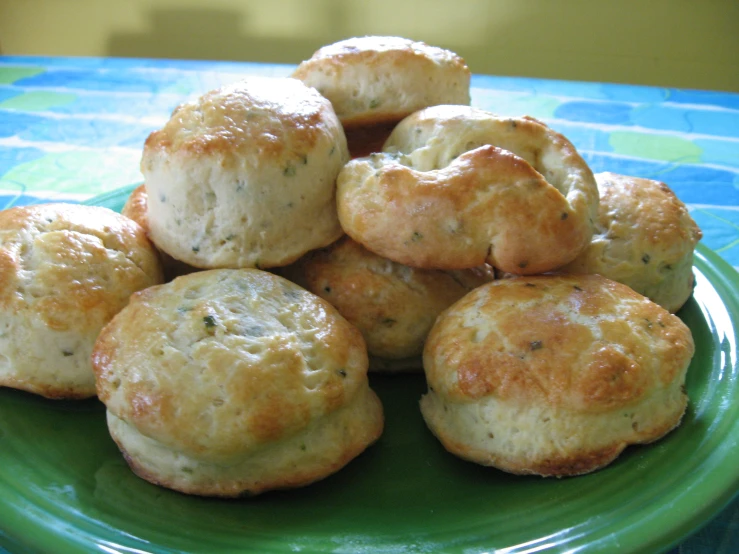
[1,0,737,92]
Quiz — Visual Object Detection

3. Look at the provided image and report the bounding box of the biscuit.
[292,36,471,157]
[0,203,163,399]
[421,274,694,477]
[560,172,702,312]
[93,269,383,496]
[141,77,349,269]
[293,36,471,128]
[279,236,494,370]
[121,184,197,280]
[337,106,599,274]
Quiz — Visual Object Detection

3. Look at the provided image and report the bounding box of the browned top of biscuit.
[577,171,701,266]
[586,172,701,258]
[142,77,340,169]
[93,269,370,463]
[424,274,694,413]
[281,236,494,359]
[293,36,471,127]
[561,172,702,312]
[0,203,163,333]
[297,35,468,69]
[337,109,598,274]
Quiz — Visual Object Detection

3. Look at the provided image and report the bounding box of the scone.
[121,183,196,280]
[421,274,694,477]
[92,269,384,497]
[0,203,163,399]
[141,76,349,269]
[337,106,599,274]
[560,172,702,313]
[293,36,471,157]
[279,236,494,371]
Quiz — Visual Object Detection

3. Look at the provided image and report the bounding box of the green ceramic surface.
[0,186,738,553]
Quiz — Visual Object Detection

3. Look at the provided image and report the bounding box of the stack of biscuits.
[0,36,702,495]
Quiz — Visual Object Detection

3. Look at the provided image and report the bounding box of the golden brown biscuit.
[0,203,163,399]
[421,274,694,477]
[293,36,471,128]
[560,172,702,313]
[337,106,599,274]
[121,184,197,280]
[292,36,471,157]
[93,269,383,497]
[279,236,494,370]
[141,77,349,270]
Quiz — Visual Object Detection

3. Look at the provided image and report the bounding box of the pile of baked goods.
[0,36,701,495]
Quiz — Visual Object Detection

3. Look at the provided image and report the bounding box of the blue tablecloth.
[0,55,737,553]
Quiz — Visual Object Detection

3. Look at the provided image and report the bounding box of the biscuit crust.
[141,77,349,269]
[0,203,163,398]
[121,184,149,233]
[280,236,494,368]
[561,172,702,313]
[121,184,197,280]
[293,36,471,128]
[337,106,599,274]
[93,269,383,496]
[421,274,694,477]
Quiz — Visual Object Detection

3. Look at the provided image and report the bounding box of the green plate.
[1,186,738,553]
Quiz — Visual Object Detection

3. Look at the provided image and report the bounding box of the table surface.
[0,55,737,553]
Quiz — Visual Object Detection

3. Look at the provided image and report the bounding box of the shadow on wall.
[103,3,739,91]
[103,5,508,81]
[106,7,344,64]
